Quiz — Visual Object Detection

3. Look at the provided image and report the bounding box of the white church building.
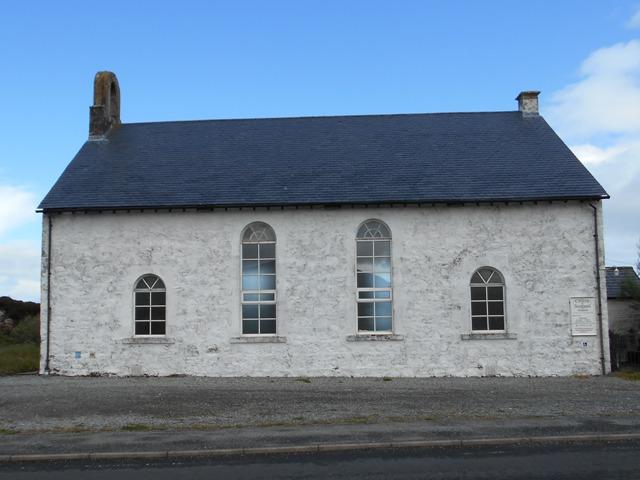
[38,72,610,377]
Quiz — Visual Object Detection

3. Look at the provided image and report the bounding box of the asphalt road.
[3,441,640,480]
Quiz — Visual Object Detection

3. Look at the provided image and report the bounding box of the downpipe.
[589,203,606,375]
[44,213,52,375]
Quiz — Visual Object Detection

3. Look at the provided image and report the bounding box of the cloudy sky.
[0,1,639,301]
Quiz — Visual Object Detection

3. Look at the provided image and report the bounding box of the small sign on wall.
[570,297,597,336]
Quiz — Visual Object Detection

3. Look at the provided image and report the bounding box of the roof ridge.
[122,110,521,127]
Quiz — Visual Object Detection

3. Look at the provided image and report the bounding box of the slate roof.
[38,111,608,211]
[606,267,640,299]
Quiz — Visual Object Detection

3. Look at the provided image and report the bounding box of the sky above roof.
[1,0,639,300]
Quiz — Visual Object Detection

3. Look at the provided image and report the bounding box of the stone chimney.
[89,71,120,139]
[516,91,540,116]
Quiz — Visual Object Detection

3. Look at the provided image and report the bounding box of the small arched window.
[241,222,276,335]
[356,220,392,333]
[134,275,166,335]
[470,267,505,332]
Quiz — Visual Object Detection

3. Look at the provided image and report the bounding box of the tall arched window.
[470,267,505,332]
[134,274,166,335]
[241,222,276,334]
[356,220,392,333]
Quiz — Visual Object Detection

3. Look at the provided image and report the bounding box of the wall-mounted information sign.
[570,297,597,336]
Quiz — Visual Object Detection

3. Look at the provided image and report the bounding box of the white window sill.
[230,336,287,344]
[122,337,176,345]
[461,332,517,340]
[346,334,404,342]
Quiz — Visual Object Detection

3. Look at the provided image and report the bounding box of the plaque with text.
[570,297,597,336]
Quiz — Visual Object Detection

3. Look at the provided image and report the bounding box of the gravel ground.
[1,376,639,432]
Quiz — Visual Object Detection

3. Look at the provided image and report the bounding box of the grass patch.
[0,343,39,375]
[614,371,640,381]
[0,428,18,435]
[296,376,311,384]
[382,376,393,382]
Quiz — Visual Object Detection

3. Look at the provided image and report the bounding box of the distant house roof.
[38,111,608,211]
[606,267,640,299]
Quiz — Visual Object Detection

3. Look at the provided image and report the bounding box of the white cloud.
[628,7,640,28]
[0,240,40,301]
[0,184,38,238]
[546,39,640,268]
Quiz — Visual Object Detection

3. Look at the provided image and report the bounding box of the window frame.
[469,267,506,333]
[355,219,393,334]
[240,222,277,336]
[132,274,167,337]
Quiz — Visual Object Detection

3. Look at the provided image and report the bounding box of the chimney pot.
[516,90,540,116]
[89,71,120,139]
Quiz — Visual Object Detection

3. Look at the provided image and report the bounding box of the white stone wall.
[40,201,610,377]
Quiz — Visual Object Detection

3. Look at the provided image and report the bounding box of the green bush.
[10,315,40,344]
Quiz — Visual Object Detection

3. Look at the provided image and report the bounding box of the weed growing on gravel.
[615,371,640,381]
[0,428,17,435]
[296,376,311,384]
[382,376,393,381]
[121,423,158,432]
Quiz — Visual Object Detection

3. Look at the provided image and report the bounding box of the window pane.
[374,241,390,257]
[136,279,147,289]
[376,317,392,331]
[242,260,259,274]
[153,278,165,289]
[358,317,375,331]
[135,322,150,335]
[242,244,258,259]
[357,241,373,257]
[374,258,391,272]
[488,302,504,315]
[478,268,494,283]
[260,260,276,274]
[144,275,159,288]
[471,287,486,300]
[243,293,260,302]
[135,307,150,320]
[260,319,276,334]
[151,307,165,321]
[242,275,259,290]
[359,291,375,299]
[259,275,276,290]
[471,302,487,315]
[375,301,392,316]
[259,243,275,259]
[135,292,150,306]
[357,258,373,273]
[470,272,484,284]
[375,290,391,299]
[374,273,391,288]
[242,304,259,319]
[488,287,503,300]
[243,320,259,334]
[151,322,166,335]
[259,293,275,301]
[260,304,276,319]
[489,316,505,330]
[357,273,373,288]
[151,292,165,306]
[472,317,488,331]
[358,302,374,317]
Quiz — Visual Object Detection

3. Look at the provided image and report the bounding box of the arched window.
[134,274,166,335]
[241,222,276,334]
[470,267,505,332]
[356,220,392,333]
